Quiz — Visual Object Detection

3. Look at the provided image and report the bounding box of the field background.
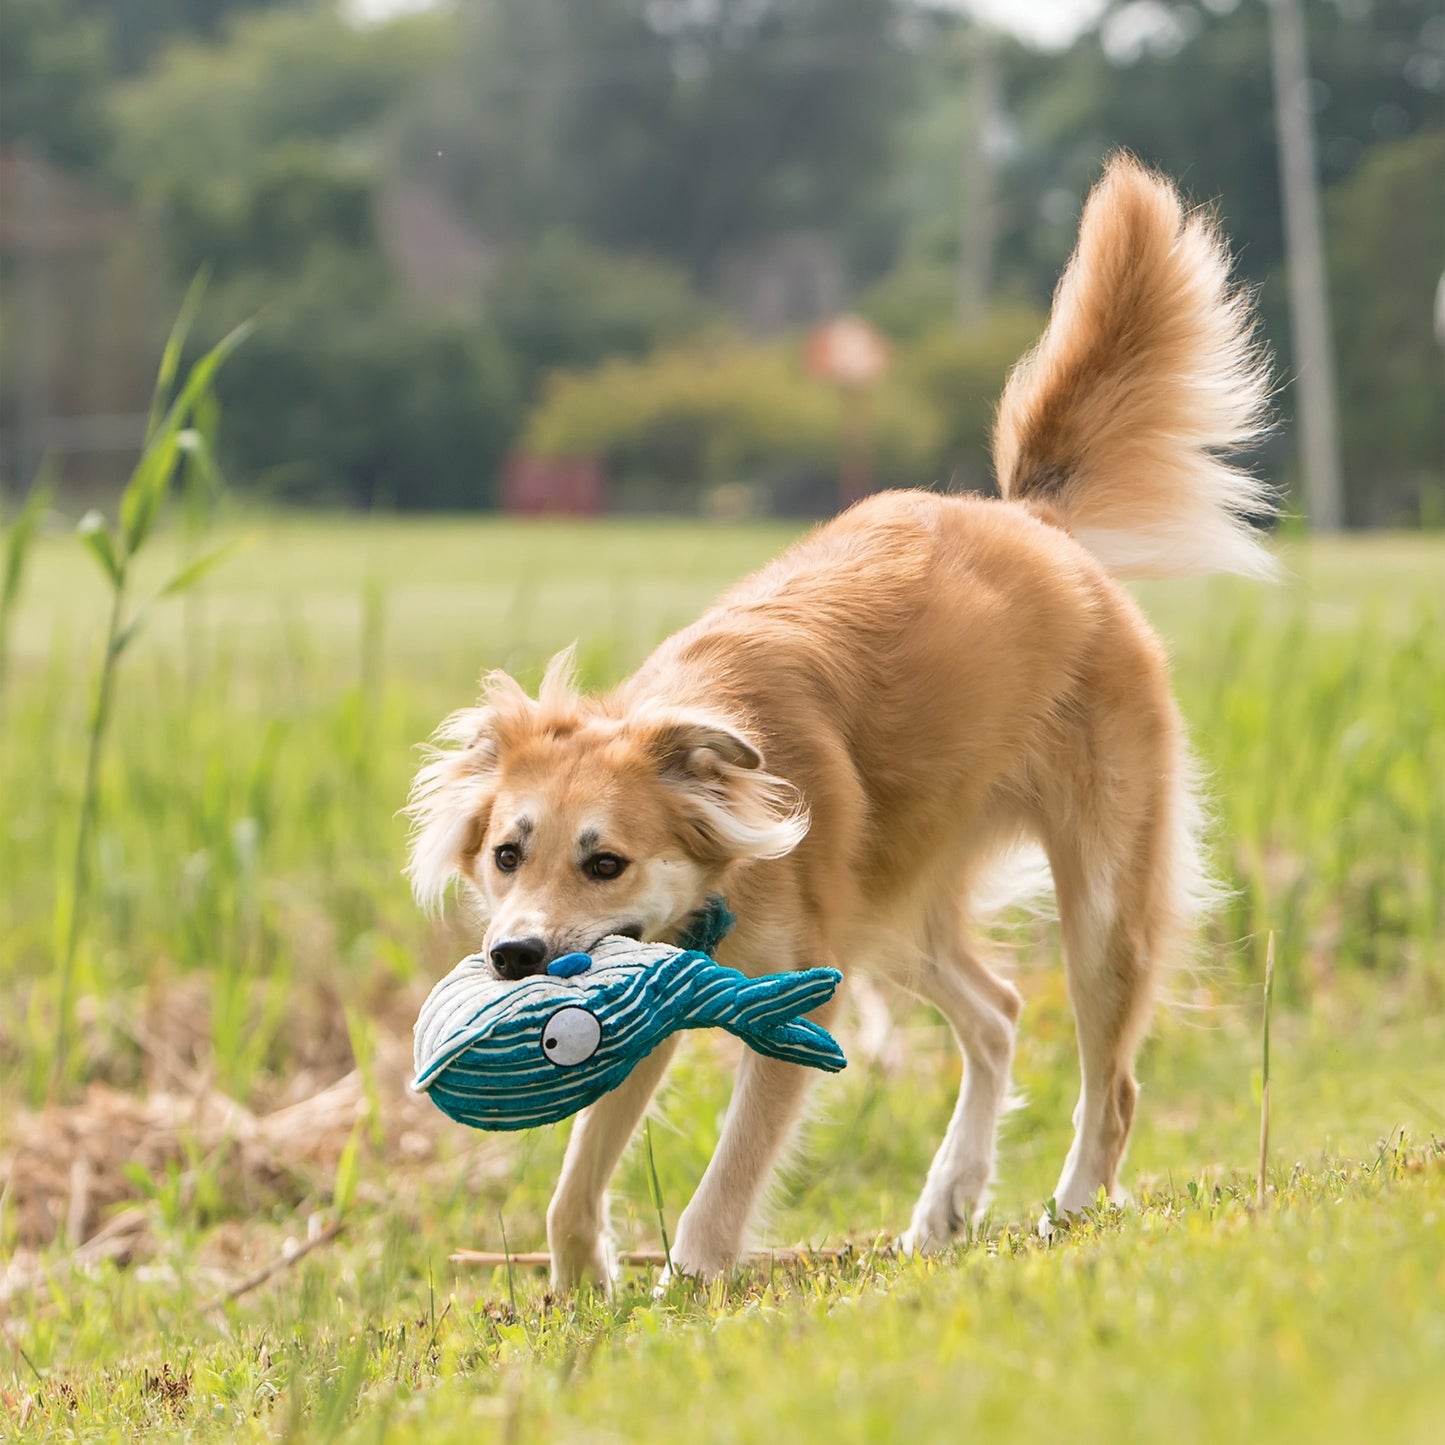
[2,516,1443,1441]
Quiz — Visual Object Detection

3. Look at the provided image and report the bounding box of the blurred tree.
[399,0,912,281]
[891,307,1048,490]
[0,0,111,170]
[109,4,448,193]
[72,0,304,75]
[622,0,909,275]
[857,261,960,341]
[100,3,749,508]
[7,0,1439,521]
[523,335,940,508]
[995,0,1445,298]
[204,251,521,509]
[99,5,520,509]
[1327,129,1445,524]
[487,232,716,393]
[155,141,523,509]
[919,0,1444,519]
[163,142,377,280]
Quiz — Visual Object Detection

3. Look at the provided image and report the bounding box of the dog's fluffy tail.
[993,154,1276,580]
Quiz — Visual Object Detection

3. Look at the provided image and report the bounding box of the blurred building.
[0,148,158,501]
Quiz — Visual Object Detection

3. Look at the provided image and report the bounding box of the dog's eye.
[494,844,522,873]
[584,853,628,881]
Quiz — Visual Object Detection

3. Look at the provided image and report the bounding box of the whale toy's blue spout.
[410,905,845,1132]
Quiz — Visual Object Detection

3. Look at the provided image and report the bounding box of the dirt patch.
[0,1020,509,1307]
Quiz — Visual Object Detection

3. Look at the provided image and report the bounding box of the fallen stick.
[201,1220,346,1311]
[450,1244,868,1269]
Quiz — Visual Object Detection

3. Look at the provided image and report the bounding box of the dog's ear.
[405,657,593,911]
[648,715,764,774]
[405,703,505,912]
[406,667,540,911]
[635,711,809,866]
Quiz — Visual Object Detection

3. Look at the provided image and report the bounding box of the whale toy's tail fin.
[720,966,846,1072]
[742,1017,848,1072]
[728,967,842,1027]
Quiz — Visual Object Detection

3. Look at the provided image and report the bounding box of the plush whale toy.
[410,901,845,1132]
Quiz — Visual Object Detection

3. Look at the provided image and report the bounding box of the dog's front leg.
[548,1035,679,1293]
[669,1046,817,1279]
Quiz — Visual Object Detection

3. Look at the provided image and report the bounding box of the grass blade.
[333,1124,362,1217]
[1,474,52,695]
[2,472,50,614]
[122,317,253,556]
[158,536,246,599]
[76,511,121,586]
[313,1334,369,1442]
[643,1116,674,1278]
[146,269,210,443]
[498,1211,517,1316]
[1257,930,1276,1209]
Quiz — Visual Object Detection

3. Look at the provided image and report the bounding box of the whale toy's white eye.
[540,1007,602,1067]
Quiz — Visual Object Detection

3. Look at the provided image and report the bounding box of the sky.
[934,0,1107,49]
[345,0,1110,52]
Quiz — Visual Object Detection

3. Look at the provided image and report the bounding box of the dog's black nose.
[490,937,549,979]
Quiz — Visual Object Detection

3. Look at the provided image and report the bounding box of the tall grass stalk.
[49,288,250,1099]
[0,471,51,699]
[1257,931,1276,1209]
[644,1117,674,1277]
[498,1211,517,1316]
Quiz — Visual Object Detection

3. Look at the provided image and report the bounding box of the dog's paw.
[546,1213,616,1295]
[549,1234,615,1295]
[650,1258,698,1299]
[902,1176,986,1255]
[667,1214,741,1284]
[1037,1183,1131,1241]
[899,1208,959,1258]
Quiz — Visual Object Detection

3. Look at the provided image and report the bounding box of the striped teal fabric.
[411,937,846,1133]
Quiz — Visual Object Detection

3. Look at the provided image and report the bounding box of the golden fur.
[407,155,1274,1287]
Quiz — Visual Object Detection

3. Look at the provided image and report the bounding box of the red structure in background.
[500,454,607,514]
[804,315,890,390]
[804,315,890,511]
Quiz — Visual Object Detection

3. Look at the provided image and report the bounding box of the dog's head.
[406,648,808,976]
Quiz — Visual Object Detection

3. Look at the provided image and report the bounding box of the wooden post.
[957,32,999,334]
[1266,0,1345,531]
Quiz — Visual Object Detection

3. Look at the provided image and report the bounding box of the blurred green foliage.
[392,0,908,275]
[73,0,301,76]
[1,0,1441,517]
[891,309,1049,491]
[1328,129,1445,525]
[108,5,445,191]
[203,252,520,508]
[0,0,111,170]
[521,311,1047,504]
[149,134,523,508]
[162,142,378,280]
[523,338,944,507]
[488,232,717,395]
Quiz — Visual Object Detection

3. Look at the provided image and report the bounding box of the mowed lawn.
[1,514,1442,1442]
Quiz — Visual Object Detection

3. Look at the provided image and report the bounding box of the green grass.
[2,516,1443,1441]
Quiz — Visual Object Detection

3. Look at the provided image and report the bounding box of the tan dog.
[407,155,1274,1288]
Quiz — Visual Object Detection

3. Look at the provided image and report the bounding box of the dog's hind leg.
[548,1036,679,1292]
[902,900,1023,1253]
[1040,731,1203,1230]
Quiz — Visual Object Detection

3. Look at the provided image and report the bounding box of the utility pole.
[956,31,999,334]
[1266,0,1345,531]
